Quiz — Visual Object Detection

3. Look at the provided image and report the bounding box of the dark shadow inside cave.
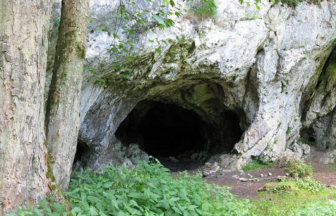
[74,141,90,164]
[115,100,243,164]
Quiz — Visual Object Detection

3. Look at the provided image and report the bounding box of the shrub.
[285,159,313,178]
[296,177,325,192]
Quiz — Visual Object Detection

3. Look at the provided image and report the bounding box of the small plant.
[285,159,313,178]
[258,181,297,195]
[277,176,288,182]
[286,127,292,135]
[185,0,217,21]
[243,159,275,171]
[296,177,325,192]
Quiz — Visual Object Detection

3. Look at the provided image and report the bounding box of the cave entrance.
[115,100,243,170]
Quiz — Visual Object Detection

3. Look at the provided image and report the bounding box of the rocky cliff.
[59,0,336,170]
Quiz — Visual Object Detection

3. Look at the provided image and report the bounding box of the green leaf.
[89,206,99,216]
[155,48,161,54]
[87,196,100,203]
[33,209,44,216]
[165,19,174,27]
[152,14,165,28]
[169,0,175,7]
[113,33,119,39]
[121,74,131,79]
[103,181,113,188]
[72,207,82,213]
[172,206,182,214]
[136,20,144,25]
[99,210,108,216]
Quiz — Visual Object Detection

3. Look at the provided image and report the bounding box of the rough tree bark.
[46,0,90,191]
[0,0,51,212]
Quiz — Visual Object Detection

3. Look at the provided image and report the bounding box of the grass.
[251,179,336,215]
[242,159,275,172]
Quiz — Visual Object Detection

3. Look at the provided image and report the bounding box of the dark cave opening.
[74,140,90,164]
[115,100,243,160]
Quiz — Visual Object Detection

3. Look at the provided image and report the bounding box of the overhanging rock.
[74,0,336,170]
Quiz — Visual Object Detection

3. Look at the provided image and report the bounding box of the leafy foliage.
[242,159,275,171]
[187,0,217,19]
[293,199,336,216]
[285,159,313,178]
[296,177,325,192]
[10,160,251,215]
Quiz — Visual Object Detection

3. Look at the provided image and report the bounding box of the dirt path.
[203,167,287,198]
[161,157,336,199]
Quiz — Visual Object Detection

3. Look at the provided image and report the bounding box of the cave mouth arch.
[115,100,243,163]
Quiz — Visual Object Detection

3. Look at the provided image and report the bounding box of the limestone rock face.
[73,0,336,170]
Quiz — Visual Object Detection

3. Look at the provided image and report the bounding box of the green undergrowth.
[10,160,251,216]
[242,159,275,172]
[9,159,336,216]
[285,159,313,178]
[275,0,322,7]
[251,177,336,215]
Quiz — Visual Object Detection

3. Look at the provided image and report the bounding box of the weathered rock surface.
[50,0,336,170]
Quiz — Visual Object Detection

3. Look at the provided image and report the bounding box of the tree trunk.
[46,0,89,191]
[0,0,51,212]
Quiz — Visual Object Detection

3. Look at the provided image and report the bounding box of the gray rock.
[202,162,220,177]
[126,144,149,165]
[239,178,249,182]
[232,175,240,179]
[169,157,179,163]
[69,0,336,170]
[190,153,199,160]
[302,144,311,155]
